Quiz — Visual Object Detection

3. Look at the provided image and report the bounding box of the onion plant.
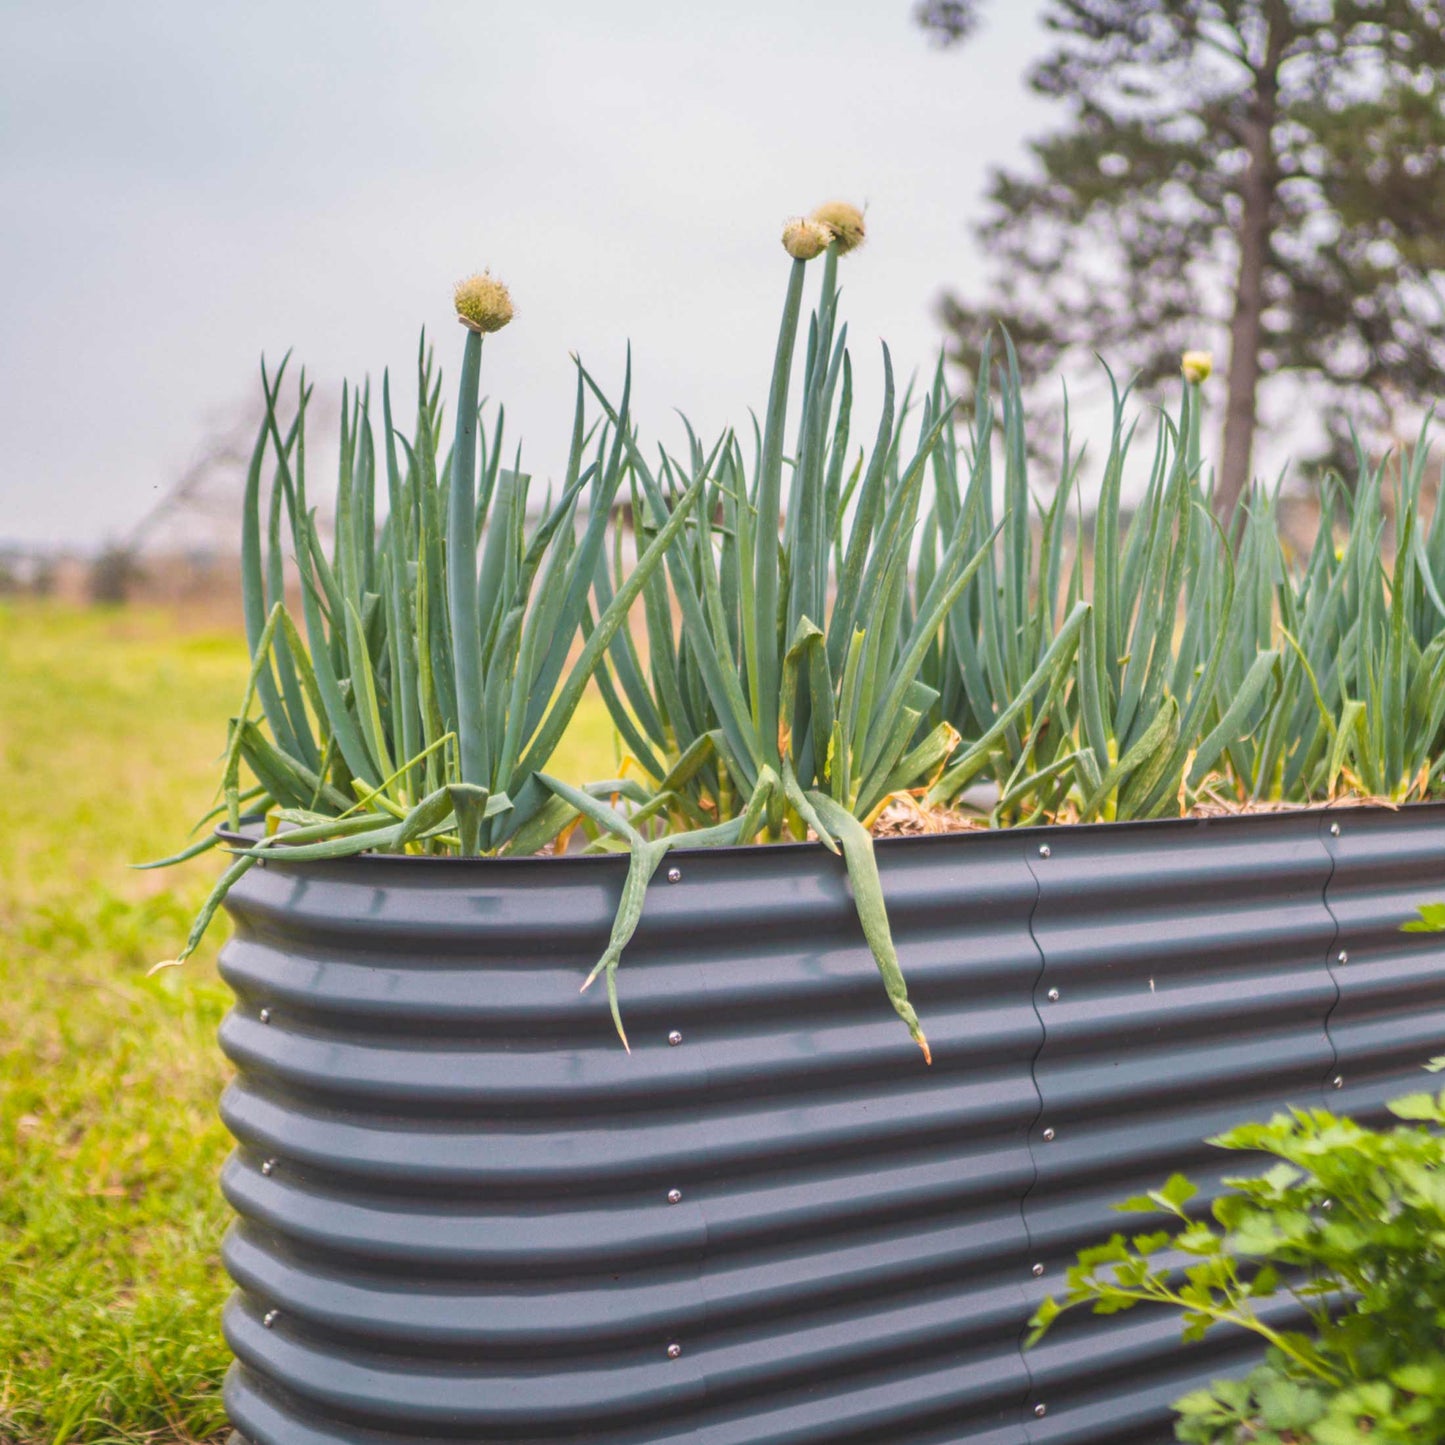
[150,274,702,966]
[919,351,1265,824]
[1224,416,1445,802]
[148,215,1445,1060]
[915,340,1091,823]
[558,205,998,1061]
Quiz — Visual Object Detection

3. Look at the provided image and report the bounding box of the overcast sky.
[0,1,1054,551]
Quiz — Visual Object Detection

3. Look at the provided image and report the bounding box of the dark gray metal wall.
[217,804,1445,1445]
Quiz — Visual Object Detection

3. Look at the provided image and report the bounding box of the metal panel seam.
[1318,816,1345,1105]
[692,941,720,1445]
[1017,836,1050,1437]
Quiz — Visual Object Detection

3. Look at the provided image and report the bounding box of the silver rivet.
[1046,988,1060,1002]
[1338,950,1349,964]
[1031,1262,1045,1277]
[1329,822,1341,836]
[668,1030,683,1047]
[262,1310,278,1328]
[667,1188,683,1205]
[259,1008,271,1024]
[1034,1402,1047,1418]
[666,1342,682,1359]
[1042,1127,1055,1142]
[1038,844,1051,858]
[261,1159,275,1176]
[667,866,682,884]
[1332,1075,1344,1089]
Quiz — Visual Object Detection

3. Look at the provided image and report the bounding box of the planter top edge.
[213,797,1445,871]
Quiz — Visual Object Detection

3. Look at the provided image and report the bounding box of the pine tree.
[920,0,1445,517]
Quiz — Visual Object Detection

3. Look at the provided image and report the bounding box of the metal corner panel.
[1321,802,1445,1122]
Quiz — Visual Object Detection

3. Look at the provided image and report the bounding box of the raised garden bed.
[218,802,1445,1445]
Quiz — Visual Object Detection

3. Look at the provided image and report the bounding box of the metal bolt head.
[667,866,682,884]
[1031,1262,1045,1277]
[667,1188,683,1205]
[1038,844,1051,858]
[1046,988,1060,1003]
[1329,821,1341,837]
[1034,1402,1047,1418]
[259,1008,272,1024]
[261,1159,275,1176]
[666,1342,682,1359]
[1332,1075,1344,1089]
[1338,950,1349,964]
[262,1310,279,1329]
[1042,1127,1056,1142]
[667,1030,683,1047]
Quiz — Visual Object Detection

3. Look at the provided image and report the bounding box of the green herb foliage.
[1028,1081,1445,1444]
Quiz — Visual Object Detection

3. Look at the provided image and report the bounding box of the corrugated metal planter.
[218,804,1445,1445]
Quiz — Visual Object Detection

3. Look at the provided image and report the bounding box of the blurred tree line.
[918,0,1445,519]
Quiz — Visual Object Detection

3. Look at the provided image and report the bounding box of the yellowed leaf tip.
[147,958,183,977]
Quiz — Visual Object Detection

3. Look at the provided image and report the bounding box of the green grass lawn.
[0,603,621,1445]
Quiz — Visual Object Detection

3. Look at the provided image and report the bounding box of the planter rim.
[214,796,1445,870]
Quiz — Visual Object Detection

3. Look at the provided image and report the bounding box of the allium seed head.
[809,201,866,254]
[781,217,834,261]
[454,272,514,334]
[1181,350,1213,385]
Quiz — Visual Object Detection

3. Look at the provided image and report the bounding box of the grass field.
[0,603,619,1445]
